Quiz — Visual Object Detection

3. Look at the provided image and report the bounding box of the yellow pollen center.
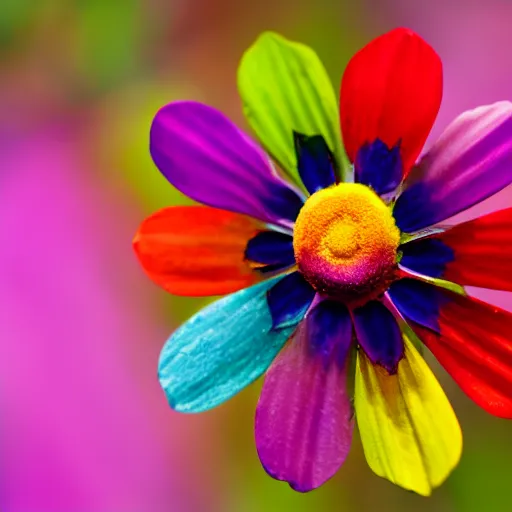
[293,182,400,304]
[324,221,358,258]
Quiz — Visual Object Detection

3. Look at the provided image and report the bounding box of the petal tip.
[246,30,297,52]
[288,481,318,494]
[132,230,141,250]
[258,457,325,493]
[389,26,423,40]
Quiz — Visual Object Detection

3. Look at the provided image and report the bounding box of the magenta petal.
[150,101,304,228]
[255,301,354,492]
[394,101,512,232]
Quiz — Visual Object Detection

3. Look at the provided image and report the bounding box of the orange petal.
[133,206,260,296]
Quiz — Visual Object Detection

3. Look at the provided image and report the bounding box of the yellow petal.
[355,335,462,496]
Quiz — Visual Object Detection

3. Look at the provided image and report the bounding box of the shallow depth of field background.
[1,1,512,511]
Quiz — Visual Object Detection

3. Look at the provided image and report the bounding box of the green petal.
[238,32,348,187]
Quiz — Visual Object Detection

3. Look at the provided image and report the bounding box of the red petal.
[340,28,442,174]
[413,295,512,418]
[133,206,260,296]
[440,208,512,291]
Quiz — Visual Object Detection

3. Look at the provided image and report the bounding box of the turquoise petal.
[158,277,295,413]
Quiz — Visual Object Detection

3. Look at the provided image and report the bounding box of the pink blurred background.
[1,1,511,510]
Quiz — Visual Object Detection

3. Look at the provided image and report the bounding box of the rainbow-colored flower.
[134,28,512,494]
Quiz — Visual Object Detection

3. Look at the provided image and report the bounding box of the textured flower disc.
[293,183,400,305]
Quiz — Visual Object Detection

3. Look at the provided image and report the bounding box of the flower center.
[293,183,400,306]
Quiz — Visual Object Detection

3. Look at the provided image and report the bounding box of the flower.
[133,27,512,495]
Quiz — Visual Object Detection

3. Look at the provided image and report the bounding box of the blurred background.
[1,0,512,510]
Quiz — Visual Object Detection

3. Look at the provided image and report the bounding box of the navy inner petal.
[294,132,337,194]
[353,301,404,374]
[307,300,353,368]
[267,272,316,330]
[393,182,433,233]
[387,278,451,333]
[400,238,455,278]
[271,185,305,224]
[355,139,402,196]
[245,230,295,272]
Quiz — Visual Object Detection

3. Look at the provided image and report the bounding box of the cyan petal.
[158,276,296,413]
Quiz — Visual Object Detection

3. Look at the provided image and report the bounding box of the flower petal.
[355,335,462,496]
[150,101,304,228]
[353,301,404,374]
[133,206,260,296]
[394,102,512,232]
[245,230,295,269]
[355,139,403,196]
[158,276,295,413]
[401,209,512,291]
[387,279,446,332]
[267,272,316,330]
[340,28,442,175]
[390,281,512,418]
[399,238,455,280]
[238,32,347,185]
[295,133,337,194]
[256,301,354,492]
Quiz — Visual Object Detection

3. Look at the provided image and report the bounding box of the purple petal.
[353,301,404,374]
[150,101,304,228]
[256,301,354,492]
[394,102,512,232]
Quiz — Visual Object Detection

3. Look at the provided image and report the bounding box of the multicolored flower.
[133,28,512,494]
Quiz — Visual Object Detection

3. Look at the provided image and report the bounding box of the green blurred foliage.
[70,0,143,92]
[0,0,34,45]
[451,418,512,511]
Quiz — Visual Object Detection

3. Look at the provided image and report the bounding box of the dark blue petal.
[267,271,315,330]
[307,300,353,367]
[295,132,337,194]
[353,301,404,374]
[392,181,432,233]
[387,279,450,333]
[245,231,295,270]
[400,238,455,278]
[275,186,307,223]
[355,139,403,195]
